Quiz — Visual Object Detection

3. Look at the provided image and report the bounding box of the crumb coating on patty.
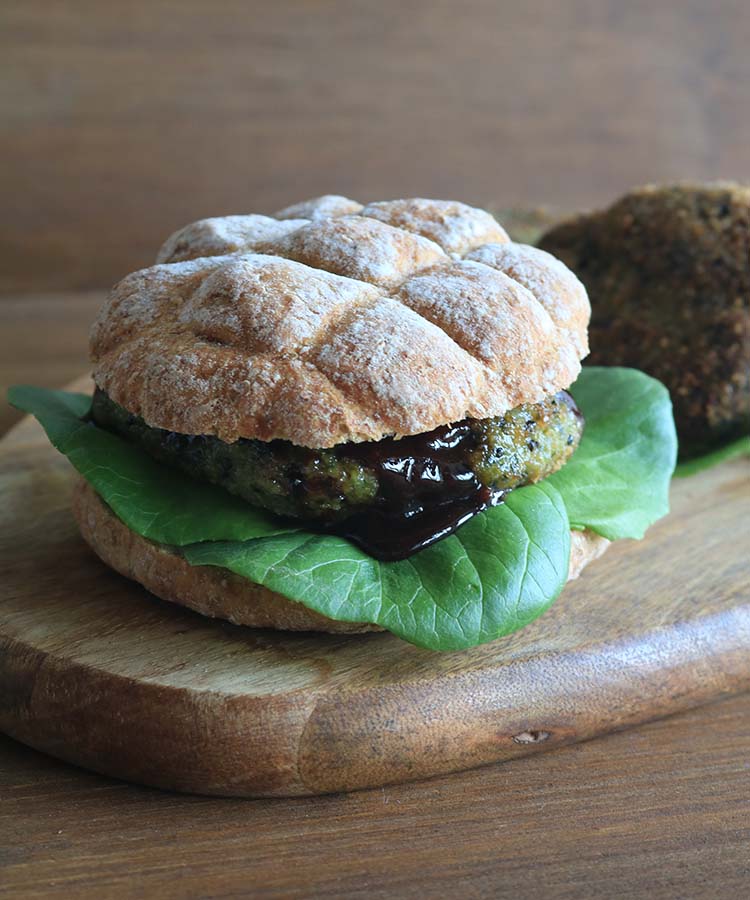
[540,183,750,455]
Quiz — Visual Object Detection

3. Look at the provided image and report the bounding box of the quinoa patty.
[90,388,583,525]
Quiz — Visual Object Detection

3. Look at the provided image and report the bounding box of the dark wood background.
[2,0,750,294]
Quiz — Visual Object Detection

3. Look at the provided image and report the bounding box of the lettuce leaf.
[7,385,290,545]
[546,367,677,540]
[185,482,570,650]
[8,367,676,651]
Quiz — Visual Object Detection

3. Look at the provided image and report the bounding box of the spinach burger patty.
[91,388,583,559]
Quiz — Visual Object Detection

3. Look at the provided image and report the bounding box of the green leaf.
[674,435,750,478]
[184,482,571,651]
[7,385,291,546]
[7,366,676,650]
[547,367,678,540]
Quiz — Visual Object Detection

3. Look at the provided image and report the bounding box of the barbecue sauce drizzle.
[318,390,583,561]
[320,421,506,561]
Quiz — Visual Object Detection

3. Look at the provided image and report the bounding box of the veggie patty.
[90,388,583,558]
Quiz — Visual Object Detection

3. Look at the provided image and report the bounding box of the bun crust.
[72,479,609,636]
[90,197,590,447]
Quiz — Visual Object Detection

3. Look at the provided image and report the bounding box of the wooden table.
[2,293,749,898]
[5,2,750,297]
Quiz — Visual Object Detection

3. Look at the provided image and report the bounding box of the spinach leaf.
[183,482,570,651]
[8,366,676,650]
[8,385,290,546]
[547,367,677,540]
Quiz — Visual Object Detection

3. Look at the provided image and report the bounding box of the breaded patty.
[539,183,750,456]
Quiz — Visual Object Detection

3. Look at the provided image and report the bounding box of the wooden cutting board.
[1,391,749,798]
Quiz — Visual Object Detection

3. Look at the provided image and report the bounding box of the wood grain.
[3,0,750,294]
[1,694,749,899]
[1,389,749,797]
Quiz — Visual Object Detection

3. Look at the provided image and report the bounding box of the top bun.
[90,197,590,447]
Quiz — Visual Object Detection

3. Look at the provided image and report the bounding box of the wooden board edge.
[2,605,749,798]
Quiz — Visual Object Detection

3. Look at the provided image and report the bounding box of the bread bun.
[90,196,589,447]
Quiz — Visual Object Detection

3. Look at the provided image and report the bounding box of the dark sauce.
[323,422,507,561]
[322,391,583,560]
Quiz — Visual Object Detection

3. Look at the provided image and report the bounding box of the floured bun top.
[91,196,590,447]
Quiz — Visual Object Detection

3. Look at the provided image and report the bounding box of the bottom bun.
[72,478,609,636]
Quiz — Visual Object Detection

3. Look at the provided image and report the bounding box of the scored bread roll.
[90,197,589,447]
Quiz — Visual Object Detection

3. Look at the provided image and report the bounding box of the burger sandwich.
[10,197,677,650]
